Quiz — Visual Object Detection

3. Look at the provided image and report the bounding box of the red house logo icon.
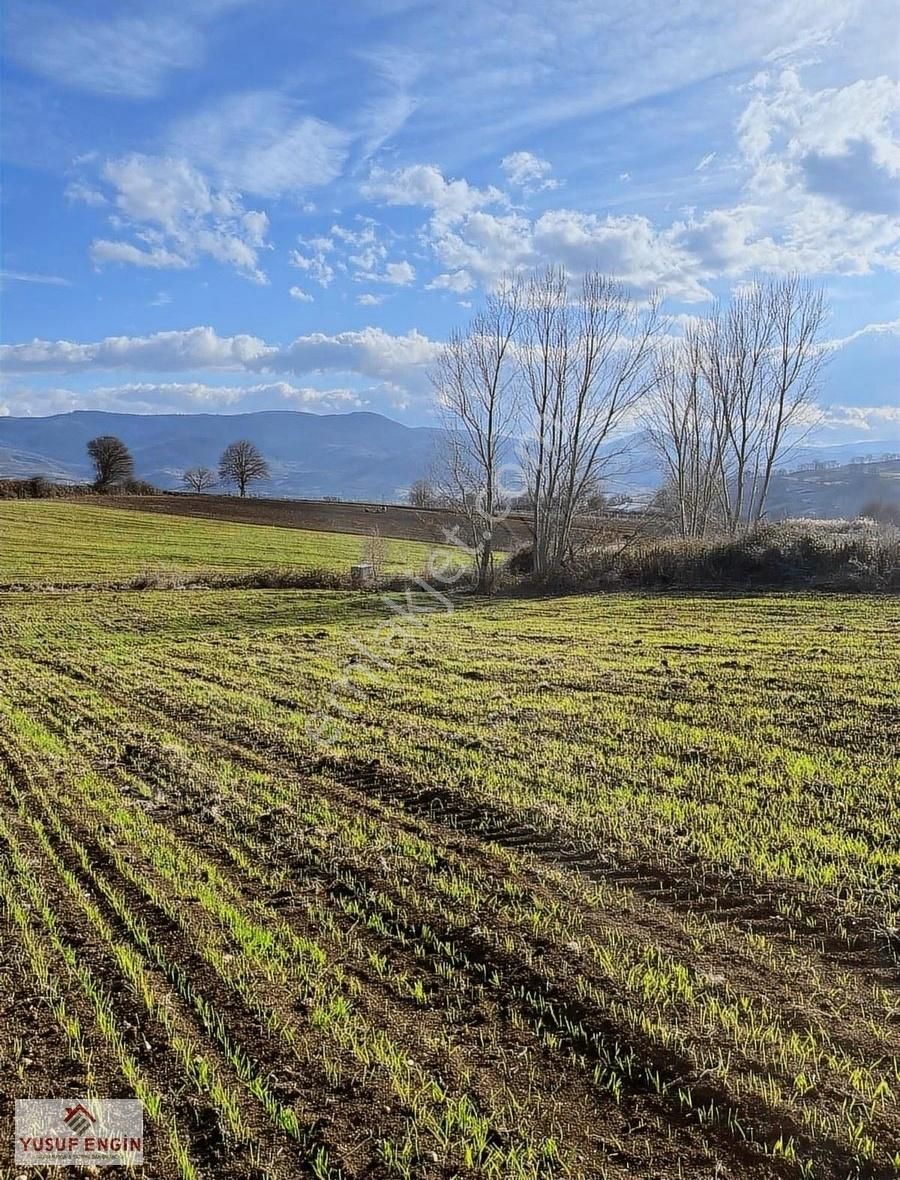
[63,1105,96,1136]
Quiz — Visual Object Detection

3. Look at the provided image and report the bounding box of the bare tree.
[407,478,435,508]
[432,279,522,592]
[701,277,826,530]
[749,276,826,523]
[522,267,661,577]
[644,332,722,538]
[87,436,134,490]
[646,277,826,535]
[218,440,270,497]
[182,465,217,493]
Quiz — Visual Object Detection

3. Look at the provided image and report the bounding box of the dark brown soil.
[94,493,540,549]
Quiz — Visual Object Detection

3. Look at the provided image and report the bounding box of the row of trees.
[645,277,826,538]
[433,267,826,589]
[87,436,270,497]
[182,440,270,497]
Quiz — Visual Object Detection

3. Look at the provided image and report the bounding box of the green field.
[0,501,447,583]
[1,583,898,1178]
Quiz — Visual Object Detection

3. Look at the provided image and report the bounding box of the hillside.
[0,409,444,501]
[0,501,451,586]
[767,456,900,519]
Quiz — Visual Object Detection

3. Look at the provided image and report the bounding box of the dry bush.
[511,520,900,592]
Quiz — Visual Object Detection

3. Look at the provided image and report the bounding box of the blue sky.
[1,0,898,439]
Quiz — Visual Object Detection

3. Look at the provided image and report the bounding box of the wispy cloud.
[824,317,900,350]
[5,3,204,98]
[168,91,349,197]
[0,270,72,287]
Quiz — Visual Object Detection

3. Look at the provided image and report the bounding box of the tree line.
[431,267,826,590]
[86,436,270,497]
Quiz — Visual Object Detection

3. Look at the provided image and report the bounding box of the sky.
[1,0,898,440]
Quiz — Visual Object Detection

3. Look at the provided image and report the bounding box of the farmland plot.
[0,502,447,585]
[0,589,898,1178]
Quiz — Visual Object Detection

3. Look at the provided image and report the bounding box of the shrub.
[512,520,900,593]
[0,478,93,500]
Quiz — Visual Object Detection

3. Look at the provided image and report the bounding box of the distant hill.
[0,410,444,501]
[766,456,900,520]
[1,409,898,513]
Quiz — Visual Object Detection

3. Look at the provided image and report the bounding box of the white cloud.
[93,381,362,409]
[533,209,709,300]
[90,240,189,270]
[260,327,441,387]
[289,286,314,302]
[353,48,420,161]
[823,317,900,350]
[730,71,900,270]
[289,247,335,288]
[356,293,384,306]
[0,380,364,416]
[0,326,269,374]
[426,270,474,293]
[0,325,441,393]
[379,260,416,285]
[500,151,559,192]
[819,404,900,431]
[90,154,272,281]
[168,91,349,197]
[362,164,505,230]
[361,67,900,298]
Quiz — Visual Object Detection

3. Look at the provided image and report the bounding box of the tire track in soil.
[80,638,897,972]
[223,808,892,1180]
[0,747,383,1180]
[0,671,797,1179]
[3,723,644,1180]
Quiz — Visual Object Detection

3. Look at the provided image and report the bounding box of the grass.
[0,501,451,584]
[2,585,898,1178]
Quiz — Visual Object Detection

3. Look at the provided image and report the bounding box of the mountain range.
[0,409,898,511]
[0,410,445,500]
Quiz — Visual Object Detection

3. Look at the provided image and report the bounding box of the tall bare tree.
[218,440,270,497]
[749,276,826,522]
[182,465,217,492]
[522,267,661,576]
[647,276,826,535]
[644,331,722,538]
[432,279,522,592]
[87,435,134,490]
